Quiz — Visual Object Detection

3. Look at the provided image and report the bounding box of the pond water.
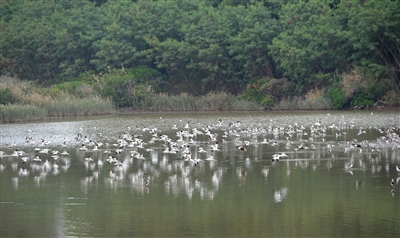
[1,110,399,237]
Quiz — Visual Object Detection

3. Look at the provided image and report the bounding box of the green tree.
[0,0,99,82]
[270,0,348,92]
[342,0,400,93]
[225,3,280,85]
[90,1,143,72]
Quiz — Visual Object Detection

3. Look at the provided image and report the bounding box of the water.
[1,110,399,237]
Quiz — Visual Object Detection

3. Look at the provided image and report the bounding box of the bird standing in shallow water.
[391,178,395,187]
[396,165,400,173]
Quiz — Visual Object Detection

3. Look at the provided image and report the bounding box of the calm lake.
[1,110,399,237]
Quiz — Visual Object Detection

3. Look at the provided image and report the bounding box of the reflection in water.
[274,187,288,203]
[1,111,399,237]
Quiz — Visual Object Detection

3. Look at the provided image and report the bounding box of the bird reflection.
[274,187,288,203]
[356,181,363,190]
[1,115,399,203]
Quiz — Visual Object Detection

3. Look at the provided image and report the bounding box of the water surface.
[1,110,399,237]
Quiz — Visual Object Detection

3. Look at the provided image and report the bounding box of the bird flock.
[1,114,400,199]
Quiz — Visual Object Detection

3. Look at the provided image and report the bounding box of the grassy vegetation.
[325,69,399,109]
[2,67,397,123]
[0,104,48,123]
[142,92,262,111]
[273,96,332,110]
[0,76,115,122]
[0,75,263,122]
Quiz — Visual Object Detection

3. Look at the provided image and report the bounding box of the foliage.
[350,84,390,107]
[325,86,346,109]
[0,88,16,104]
[0,0,100,81]
[350,92,374,108]
[51,80,98,98]
[0,0,280,95]
[91,66,164,109]
[260,95,274,109]
[382,90,400,106]
[240,77,297,108]
[341,0,400,93]
[0,0,399,107]
[269,0,349,92]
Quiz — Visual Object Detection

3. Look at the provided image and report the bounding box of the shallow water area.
[1,110,399,237]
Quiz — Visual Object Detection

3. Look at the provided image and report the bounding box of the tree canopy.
[1,0,399,105]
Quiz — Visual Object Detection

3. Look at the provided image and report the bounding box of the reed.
[44,97,115,117]
[1,76,115,122]
[144,92,262,111]
[273,96,332,110]
[0,104,48,122]
[0,97,115,122]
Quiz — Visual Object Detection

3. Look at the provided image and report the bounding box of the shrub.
[326,87,347,109]
[260,95,274,109]
[0,88,17,104]
[351,92,374,107]
[350,84,390,107]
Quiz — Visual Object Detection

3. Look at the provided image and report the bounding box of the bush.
[350,84,390,107]
[326,87,347,109]
[351,92,374,107]
[94,66,164,109]
[0,88,17,104]
[260,95,274,109]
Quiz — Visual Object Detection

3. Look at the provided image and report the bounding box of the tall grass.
[273,88,332,110]
[144,92,262,111]
[0,104,48,122]
[273,96,332,110]
[0,76,115,122]
[0,97,115,122]
[45,97,115,117]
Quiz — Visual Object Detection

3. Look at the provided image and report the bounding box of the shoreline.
[118,106,400,114]
[1,106,399,124]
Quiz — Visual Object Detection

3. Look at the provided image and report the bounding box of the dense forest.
[1,0,399,111]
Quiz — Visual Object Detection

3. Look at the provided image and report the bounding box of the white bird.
[272,154,280,162]
[205,155,215,161]
[135,153,146,160]
[84,157,94,162]
[79,145,88,151]
[280,152,288,158]
[106,155,117,164]
[396,165,400,173]
[198,147,207,153]
[33,155,42,162]
[211,143,219,152]
[20,157,29,163]
[194,158,202,166]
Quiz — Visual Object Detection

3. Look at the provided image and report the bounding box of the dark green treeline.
[1,0,399,108]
